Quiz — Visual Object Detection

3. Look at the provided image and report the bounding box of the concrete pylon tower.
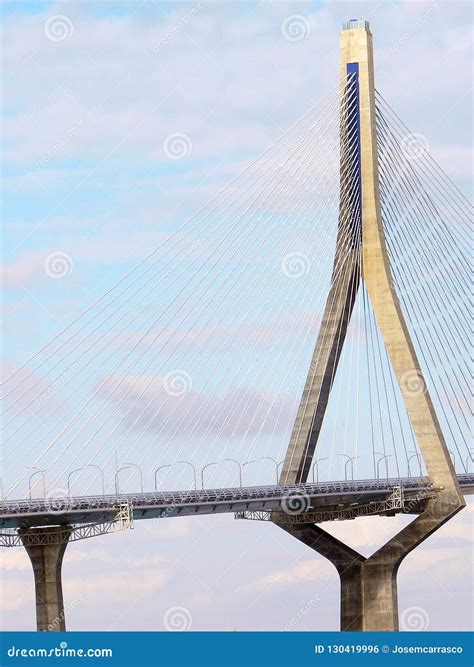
[275,19,465,631]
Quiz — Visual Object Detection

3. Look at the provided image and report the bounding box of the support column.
[359,558,399,630]
[277,522,366,630]
[278,521,400,631]
[277,493,462,631]
[19,526,72,632]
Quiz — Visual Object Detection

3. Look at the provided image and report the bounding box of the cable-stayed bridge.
[1,19,471,633]
[1,476,473,535]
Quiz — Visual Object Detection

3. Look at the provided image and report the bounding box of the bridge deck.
[0,475,472,530]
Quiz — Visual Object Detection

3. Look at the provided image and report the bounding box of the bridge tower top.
[337,17,462,497]
[339,17,376,133]
[341,18,370,32]
[280,18,463,501]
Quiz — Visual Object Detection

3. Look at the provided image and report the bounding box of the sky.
[1,0,472,632]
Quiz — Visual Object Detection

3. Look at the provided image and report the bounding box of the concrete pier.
[279,495,462,631]
[19,526,72,632]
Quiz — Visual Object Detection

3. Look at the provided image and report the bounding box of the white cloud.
[0,548,31,573]
[239,558,333,593]
[3,1,471,180]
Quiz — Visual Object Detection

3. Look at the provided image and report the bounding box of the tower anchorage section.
[274,19,465,632]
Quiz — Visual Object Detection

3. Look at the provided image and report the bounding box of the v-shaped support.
[275,21,465,631]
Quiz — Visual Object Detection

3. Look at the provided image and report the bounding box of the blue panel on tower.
[345,62,362,243]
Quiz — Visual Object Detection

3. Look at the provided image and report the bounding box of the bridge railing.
[0,476,440,516]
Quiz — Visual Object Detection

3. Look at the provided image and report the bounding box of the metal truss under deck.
[1,502,134,547]
[235,485,432,523]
